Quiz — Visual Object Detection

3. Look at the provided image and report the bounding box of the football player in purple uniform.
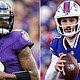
[45,1,80,80]
[0,1,39,80]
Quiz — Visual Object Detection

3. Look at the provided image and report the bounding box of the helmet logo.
[64,1,70,14]
[73,2,79,11]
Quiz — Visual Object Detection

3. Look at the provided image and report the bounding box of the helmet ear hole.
[57,18,61,25]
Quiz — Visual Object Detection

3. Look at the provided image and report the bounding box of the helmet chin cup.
[63,31,76,37]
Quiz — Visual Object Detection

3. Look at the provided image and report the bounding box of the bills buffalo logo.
[57,1,79,15]
[63,2,79,14]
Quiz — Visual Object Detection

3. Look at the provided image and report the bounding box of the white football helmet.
[55,1,80,37]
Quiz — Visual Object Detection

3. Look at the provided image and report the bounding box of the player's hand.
[55,54,66,72]
[0,71,5,79]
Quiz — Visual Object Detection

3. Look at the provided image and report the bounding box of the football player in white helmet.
[45,1,80,80]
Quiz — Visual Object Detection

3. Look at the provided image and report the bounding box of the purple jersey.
[0,29,34,73]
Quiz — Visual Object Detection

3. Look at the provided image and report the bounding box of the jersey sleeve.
[20,30,34,48]
[12,30,34,55]
[45,54,59,80]
[50,38,58,56]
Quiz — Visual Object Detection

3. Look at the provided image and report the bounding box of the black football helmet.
[0,1,14,35]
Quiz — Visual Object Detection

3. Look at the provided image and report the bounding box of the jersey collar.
[63,32,80,50]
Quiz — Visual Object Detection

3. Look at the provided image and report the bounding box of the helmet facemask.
[57,17,79,37]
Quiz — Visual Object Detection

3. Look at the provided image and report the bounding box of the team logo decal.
[67,64,75,71]
[22,33,32,42]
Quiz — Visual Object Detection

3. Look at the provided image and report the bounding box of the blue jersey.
[0,29,34,73]
[50,33,80,80]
